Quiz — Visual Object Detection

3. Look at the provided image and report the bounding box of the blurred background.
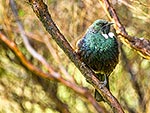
[0,0,150,113]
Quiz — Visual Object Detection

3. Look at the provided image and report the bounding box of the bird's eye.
[96,22,107,27]
[96,23,103,27]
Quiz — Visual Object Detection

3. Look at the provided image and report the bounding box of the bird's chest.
[79,33,119,74]
[84,34,116,58]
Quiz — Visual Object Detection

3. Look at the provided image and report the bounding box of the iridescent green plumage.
[76,19,119,102]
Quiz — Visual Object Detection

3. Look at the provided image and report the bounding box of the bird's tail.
[94,73,109,102]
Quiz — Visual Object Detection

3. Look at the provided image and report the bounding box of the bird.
[76,19,119,102]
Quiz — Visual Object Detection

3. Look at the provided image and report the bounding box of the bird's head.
[89,19,113,34]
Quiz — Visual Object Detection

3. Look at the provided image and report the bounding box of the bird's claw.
[99,75,107,89]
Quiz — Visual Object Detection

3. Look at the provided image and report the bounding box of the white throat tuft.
[102,34,108,39]
[108,32,115,38]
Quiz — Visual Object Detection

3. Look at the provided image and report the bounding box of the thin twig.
[99,0,150,60]
[0,32,105,113]
[10,0,57,77]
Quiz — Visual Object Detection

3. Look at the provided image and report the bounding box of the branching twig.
[99,0,150,60]
[0,32,104,113]
[28,0,124,112]
[10,0,57,77]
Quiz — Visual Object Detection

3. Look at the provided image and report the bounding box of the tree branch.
[28,0,124,112]
[99,0,150,60]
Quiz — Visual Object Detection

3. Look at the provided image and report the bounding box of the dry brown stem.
[99,0,150,60]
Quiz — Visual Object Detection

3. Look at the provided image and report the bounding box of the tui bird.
[76,19,119,102]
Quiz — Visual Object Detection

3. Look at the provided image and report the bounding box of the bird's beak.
[107,22,114,26]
